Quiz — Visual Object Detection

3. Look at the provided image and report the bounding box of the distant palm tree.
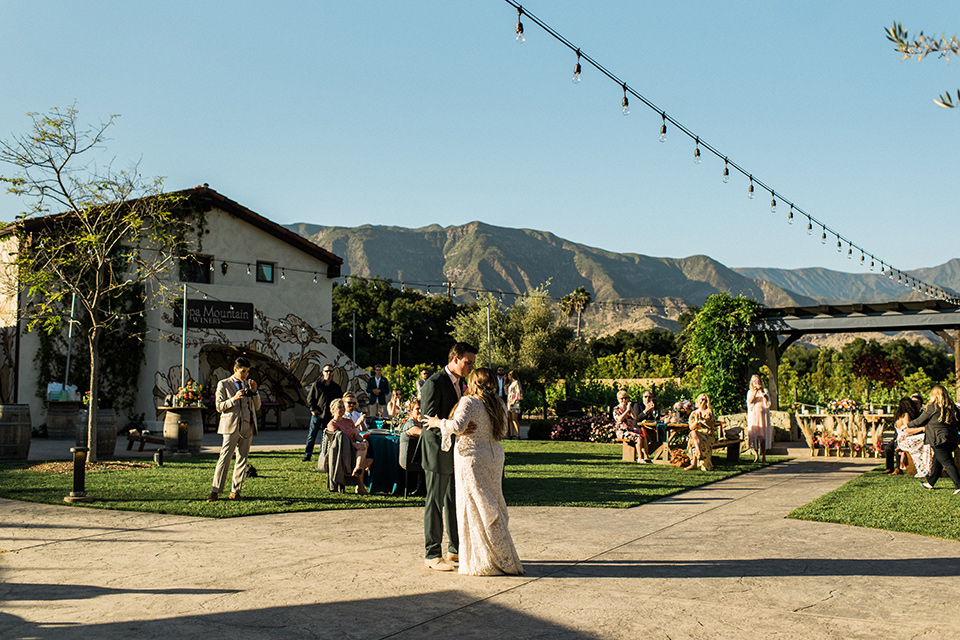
[559,286,592,338]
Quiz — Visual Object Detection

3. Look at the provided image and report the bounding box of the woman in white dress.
[426,367,523,576]
[746,375,772,463]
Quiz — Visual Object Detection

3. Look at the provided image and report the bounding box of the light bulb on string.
[820,227,827,244]
[869,259,874,271]
[572,50,582,84]
[621,84,630,116]
[787,205,794,224]
[860,252,865,264]
[722,159,730,183]
[806,217,812,235]
[659,114,667,142]
[515,8,524,43]
[313,273,318,284]
[281,268,286,280]
[747,177,754,199]
[836,237,842,252]
[847,245,853,259]
[246,264,251,276]
[694,138,701,164]
[770,194,777,214]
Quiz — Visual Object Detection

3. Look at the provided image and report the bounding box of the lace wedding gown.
[440,396,523,576]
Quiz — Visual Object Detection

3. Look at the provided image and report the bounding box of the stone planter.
[0,404,32,460]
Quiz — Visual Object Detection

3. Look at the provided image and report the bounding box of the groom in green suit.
[420,342,477,571]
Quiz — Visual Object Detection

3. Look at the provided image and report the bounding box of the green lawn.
[0,441,781,518]
[788,466,960,542]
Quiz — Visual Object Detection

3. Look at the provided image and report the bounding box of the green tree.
[886,21,960,108]
[681,293,762,415]
[0,106,191,462]
[331,276,460,368]
[558,286,592,338]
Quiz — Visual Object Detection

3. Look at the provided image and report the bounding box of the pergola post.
[764,333,779,411]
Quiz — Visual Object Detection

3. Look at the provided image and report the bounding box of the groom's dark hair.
[448,342,478,363]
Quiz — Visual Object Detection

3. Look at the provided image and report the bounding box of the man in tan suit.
[206,356,261,501]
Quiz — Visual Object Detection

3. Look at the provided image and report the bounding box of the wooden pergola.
[747,299,960,408]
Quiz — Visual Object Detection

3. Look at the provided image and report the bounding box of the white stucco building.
[1,185,366,432]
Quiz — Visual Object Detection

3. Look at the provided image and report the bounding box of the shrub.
[550,414,617,443]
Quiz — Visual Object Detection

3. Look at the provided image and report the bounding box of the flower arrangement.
[826,398,861,414]
[174,381,204,407]
[82,391,93,408]
[673,399,693,415]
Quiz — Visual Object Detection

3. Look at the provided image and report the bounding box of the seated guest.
[327,398,373,494]
[399,398,426,496]
[387,389,404,419]
[636,389,659,443]
[342,393,367,430]
[613,390,651,464]
[686,393,717,471]
[883,397,929,476]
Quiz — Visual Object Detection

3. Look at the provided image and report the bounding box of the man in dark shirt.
[302,365,343,461]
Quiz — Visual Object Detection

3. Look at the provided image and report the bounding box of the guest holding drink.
[686,393,717,471]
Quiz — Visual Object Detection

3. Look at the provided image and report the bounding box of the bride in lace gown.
[427,367,523,576]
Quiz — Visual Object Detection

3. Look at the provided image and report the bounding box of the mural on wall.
[156,310,370,410]
[0,326,15,404]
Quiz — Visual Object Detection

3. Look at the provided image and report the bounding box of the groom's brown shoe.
[446,553,459,567]
[424,558,455,571]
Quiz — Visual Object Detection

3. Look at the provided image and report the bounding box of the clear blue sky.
[1,1,957,273]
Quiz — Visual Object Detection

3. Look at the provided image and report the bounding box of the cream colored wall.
[9,205,363,432]
[140,207,359,430]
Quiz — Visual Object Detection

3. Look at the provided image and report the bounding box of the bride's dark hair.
[467,367,508,440]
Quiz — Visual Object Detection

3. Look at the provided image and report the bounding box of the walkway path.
[2,439,959,639]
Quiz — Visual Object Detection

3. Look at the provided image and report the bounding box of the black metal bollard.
[177,420,189,454]
[64,446,93,503]
[154,449,164,466]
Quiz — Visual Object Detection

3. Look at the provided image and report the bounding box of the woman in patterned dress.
[686,393,717,471]
[426,367,523,576]
[613,390,651,463]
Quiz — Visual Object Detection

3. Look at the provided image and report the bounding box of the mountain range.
[290,221,957,342]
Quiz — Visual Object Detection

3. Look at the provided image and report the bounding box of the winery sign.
[174,300,255,330]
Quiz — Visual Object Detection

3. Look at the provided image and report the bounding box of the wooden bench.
[712,438,742,463]
[126,429,165,452]
[615,438,638,461]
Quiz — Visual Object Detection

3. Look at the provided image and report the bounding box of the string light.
[869,258,874,271]
[820,227,827,244]
[748,177,755,199]
[806,217,812,235]
[621,84,630,116]
[787,204,793,224]
[313,273,318,283]
[246,264,251,276]
[848,244,853,259]
[502,0,953,304]
[694,138,701,164]
[572,49,582,84]
[836,237,842,253]
[281,268,286,280]
[770,194,777,214]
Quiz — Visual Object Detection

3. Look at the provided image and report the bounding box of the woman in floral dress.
[686,393,717,471]
[613,390,650,463]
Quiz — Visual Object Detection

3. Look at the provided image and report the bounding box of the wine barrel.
[76,409,118,459]
[47,401,83,440]
[161,406,204,453]
[0,404,32,460]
